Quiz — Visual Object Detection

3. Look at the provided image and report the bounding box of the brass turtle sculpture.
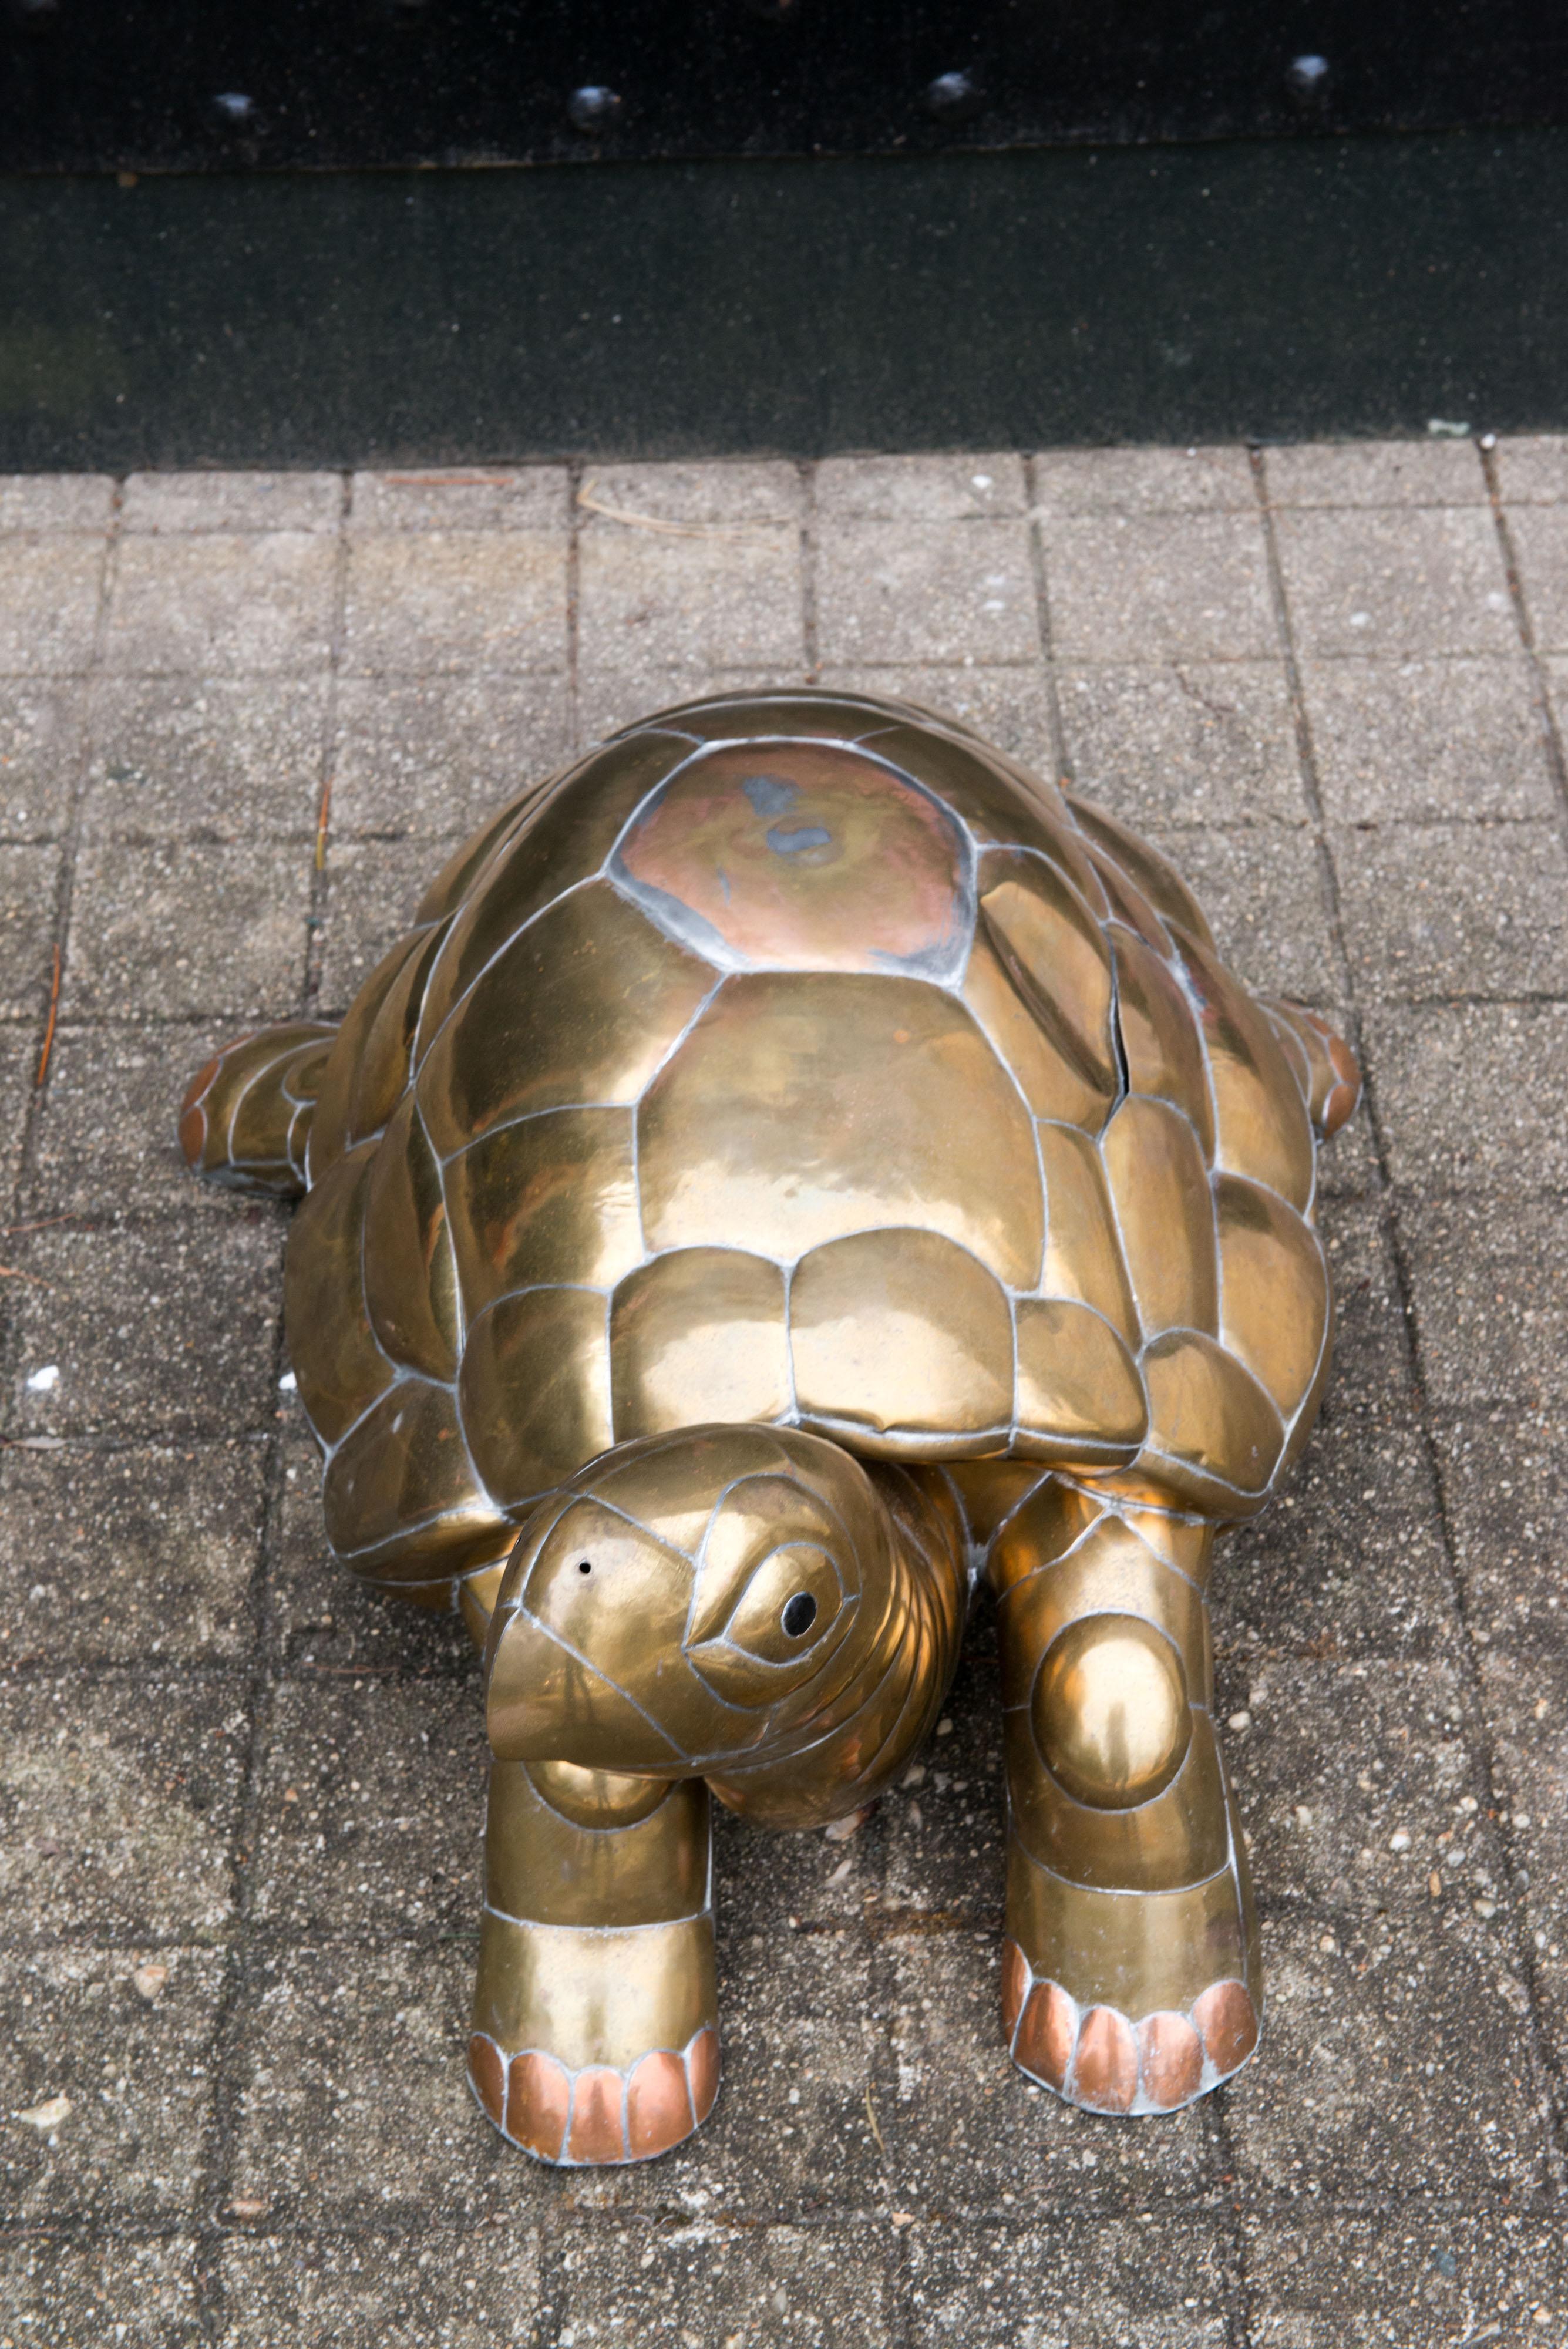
[179,687,1360,2162]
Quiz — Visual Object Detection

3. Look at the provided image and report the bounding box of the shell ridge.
[412,871,610,1078]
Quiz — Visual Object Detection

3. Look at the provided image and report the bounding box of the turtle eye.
[781,1591,817,1639]
[706,1540,842,1670]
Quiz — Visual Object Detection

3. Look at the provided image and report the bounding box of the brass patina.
[179,688,1360,2161]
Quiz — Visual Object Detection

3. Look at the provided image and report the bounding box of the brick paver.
[1,440,1565,2345]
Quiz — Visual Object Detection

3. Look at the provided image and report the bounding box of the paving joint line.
[1,490,123,1445]
[1021,453,1072,785]
[1480,445,1568,852]
[183,614,348,2335]
[299,472,353,1015]
[1251,442,1568,2190]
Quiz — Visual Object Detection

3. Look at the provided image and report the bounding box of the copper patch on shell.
[504,2050,571,2162]
[1000,1938,1029,2043]
[686,2024,721,2123]
[1071,2005,1138,2113]
[1192,1979,1259,2077]
[567,2066,628,2164]
[467,2034,506,2129]
[627,2049,695,2160]
[614,739,969,977]
[1013,1978,1076,2092]
[1138,2011,1204,2110]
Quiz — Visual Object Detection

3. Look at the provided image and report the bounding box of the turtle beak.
[482,1492,699,1771]
[485,1603,689,1771]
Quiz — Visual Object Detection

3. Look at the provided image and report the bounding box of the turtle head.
[483,1425,880,1777]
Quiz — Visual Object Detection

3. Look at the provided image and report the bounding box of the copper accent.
[1192,1978,1261,2077]
[999,1937,1028,2042]
[180,685,1358,2156]
[466,2033,505,2129]
[567,2069,628,2165]
[1071,2005,1139,2113]
[1138,2011,1205,2110]
[627,2050,695,2160]
[1013,1974,1075,2091]
[503,2050,571,2162]
[687,2025,721,2123]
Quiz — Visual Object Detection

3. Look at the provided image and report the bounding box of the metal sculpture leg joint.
[989,1479,1260,2118]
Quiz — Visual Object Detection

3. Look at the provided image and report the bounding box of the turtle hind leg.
[179,1021,338,1198]
[1263,996,1361,1139]
[988,1480,1261,2115]
[470,1759,718,2165]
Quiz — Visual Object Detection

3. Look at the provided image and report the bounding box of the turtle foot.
[467,2024,719,2165]
[1000,1939,1259,2115]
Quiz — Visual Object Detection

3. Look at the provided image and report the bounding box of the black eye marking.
[577,1560,593,1576]
[782,1591,817,1639]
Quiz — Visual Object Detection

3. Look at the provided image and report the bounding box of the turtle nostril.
[781,1591,817,1639]
[577,1560,592,1576]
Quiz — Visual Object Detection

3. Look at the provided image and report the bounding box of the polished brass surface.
[1101,1094,1219,1340]
[637,970,1042,1287]
[1030,1616,1187,1809]
[1170,926,1317,1210]
[179,685,1359,2159]
[1013,1297,1147,1464]
[179,1019,335,1195]
[961,931,1115,1129]
[790,1227,1015,1450]
[1005,1840,1259,2020]
[1037,1125,1140,1348]
[362,1092,462,1382]
[446,1106,642,1314]
[977,847,1118,1101]
[1214,1174,1330,1417]
[281,1142,395,1446]
[1006,1706,1230,1889]
[610,1248,792,1434]
[992,1517,1210,1700]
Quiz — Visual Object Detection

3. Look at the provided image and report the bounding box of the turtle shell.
[285,688,1347,1589]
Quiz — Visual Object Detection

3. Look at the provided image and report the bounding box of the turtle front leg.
[468,1759,719,2165]
[990,1482,1260,2114]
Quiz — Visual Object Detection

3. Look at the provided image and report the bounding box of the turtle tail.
[1262,997,1361,1140]
[179,1021,339,1198]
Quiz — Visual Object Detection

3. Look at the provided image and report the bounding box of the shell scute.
[459,1285,613,1512]
[789,1226,1014,1453]
[446,1105,642,1317]
[977,847,1118,1099]
[1012,1299,1148,1466]
[1111,926,1216,1159]
[636,970,1043,1291]
[1068,793,1215,950]
[309,923,445,1182]
[284,1140,395,1446]
[362,1092,462,1382]
[416,880,716,1160]
[1101,1096,1219,1339]
[1168,926,1315,1209]
[415,729,696,1056]
[323,1374,496,1578]
[1037,1124,1140,1348]
[1215,1174,1330,1419]
[612,737,973,980]
[610,1249,790,1442]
